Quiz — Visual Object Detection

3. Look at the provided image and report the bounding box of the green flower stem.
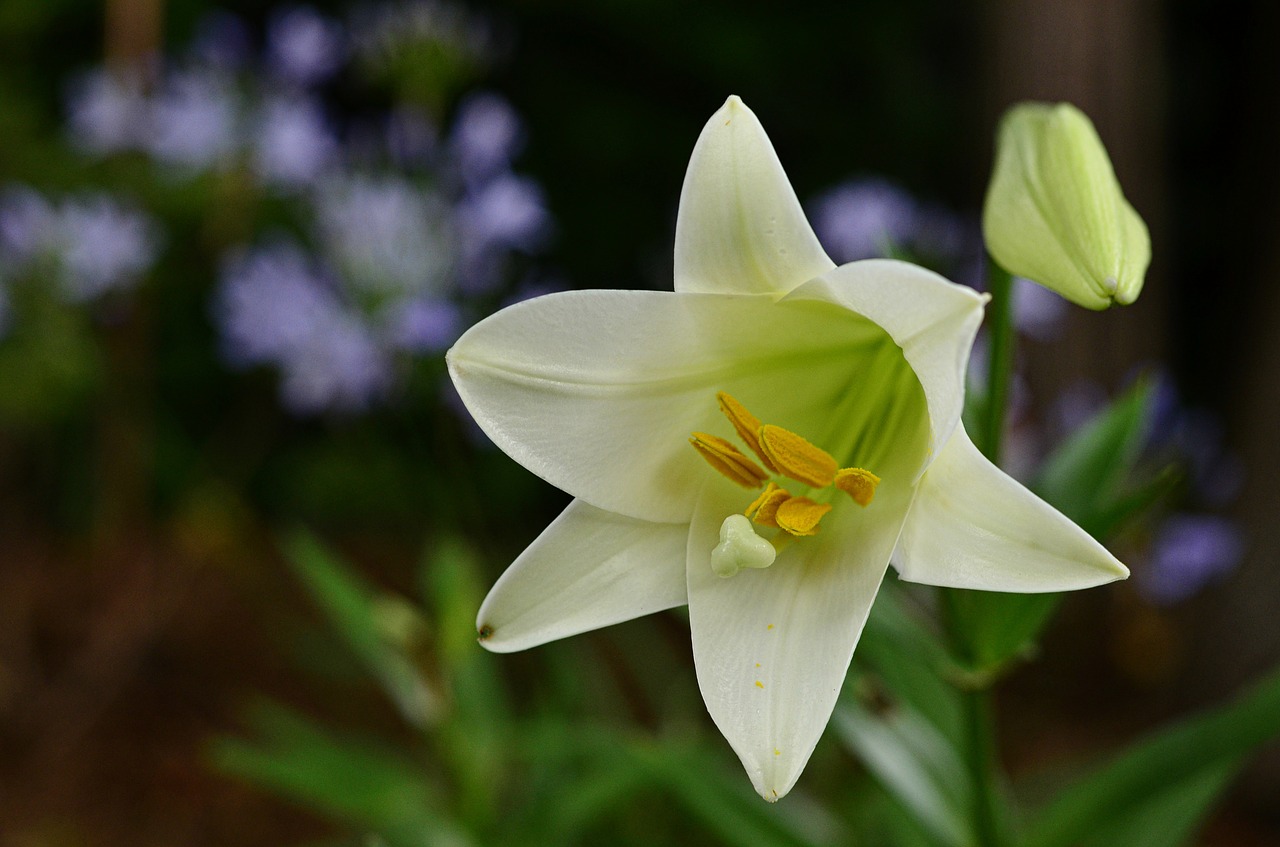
[964,684,1004,847]
[950,259,1017,846]
[980,261,1015,464]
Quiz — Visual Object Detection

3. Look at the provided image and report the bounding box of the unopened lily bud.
[982,102,1150,310]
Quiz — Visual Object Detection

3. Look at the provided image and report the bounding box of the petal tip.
[475,622,506,653]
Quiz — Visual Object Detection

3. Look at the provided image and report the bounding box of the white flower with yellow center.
[447,96,1128,802]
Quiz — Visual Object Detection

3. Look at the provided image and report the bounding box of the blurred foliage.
[0,1,1275,846]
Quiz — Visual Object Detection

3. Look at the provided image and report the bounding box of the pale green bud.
[982,102,1150,310]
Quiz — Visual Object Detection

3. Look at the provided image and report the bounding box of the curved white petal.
[687,461,918,801]
[476,499,689,653]
[894,425,1129,592]
[448,289,897,523]
[788,260,987,472]
[675,96,834,297]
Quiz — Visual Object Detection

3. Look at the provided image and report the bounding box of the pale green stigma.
[711,514,777,578]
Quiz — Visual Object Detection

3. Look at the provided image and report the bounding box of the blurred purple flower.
[0,187,159,301]
[57,195,161,301]
[314,174,454,302]
[449,92,523,185]
[0,186,54,260]
[146,68,241,171]
[1146,379,1246,509]
[65,68,150,155]
[267,6,346,87]
[1140,514,1244,605]
[252,95,340,188]
[388,297,462,352]
[809,179,918,262]
[217,241,392,413]
[1012,275,1069,341]
[455,173,550,293]
[457,173,549,252]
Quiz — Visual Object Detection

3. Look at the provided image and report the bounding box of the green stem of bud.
[981,259,1016,465]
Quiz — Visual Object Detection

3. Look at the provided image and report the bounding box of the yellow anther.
[774,496,832,537]
[757,425,837,488]
[835,467,881,507]
[717,391,779,473]
[690,432,769,488]
[745,482,792,528]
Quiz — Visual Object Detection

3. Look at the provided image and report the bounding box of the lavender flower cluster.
[0,186,160,333]
[61,3,551,414]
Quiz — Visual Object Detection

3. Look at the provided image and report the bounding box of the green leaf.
[942,589,1059,675]
[1075,759,1237,847]
[857,581,965,738]
[1022,665,1280,847]
[948,380,1166,674]
[832,700,973,847]
[1033,378,1155,533]
[210,701,461,847]
[284,530,442,728]
[633,741,838,847]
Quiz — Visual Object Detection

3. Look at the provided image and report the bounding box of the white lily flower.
[447,96,1128,802]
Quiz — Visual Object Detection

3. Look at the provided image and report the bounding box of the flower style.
[447,96,1128,801]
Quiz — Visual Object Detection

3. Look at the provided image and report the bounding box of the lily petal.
[894,425,1130,591]
[476,499,689,653]
[448,289,894,523]
[675,96,835,297]
[788,260,987,467]
[687,470,915,802]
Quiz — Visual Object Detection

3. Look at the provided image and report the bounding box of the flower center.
[690,391,881,577]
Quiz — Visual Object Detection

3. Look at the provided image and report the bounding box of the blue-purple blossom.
[65,68,150,155]
[1012,275,1069,341]
[146,68,241,171]
[455,173,550,293]
[267,6,346,87]
[252,95,340,188]
[1140,514,1245,605]
[0,187,159,302]
[449,92,523,185]
[388,297,462,352]
[809,179,919,262]
[217,242,393,413]
[314,174,454,303]
[57,195,161,301]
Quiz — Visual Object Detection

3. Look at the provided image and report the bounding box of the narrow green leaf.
[943,589,1059,674]
[1033,378,1154,530]
[633,741,838,847]
[210,701,456,846]
[1076,758,1237,847]
[284,530,442,727]
[833,701,974,847]
[948,380,1163,674]
[1023,665,1280,847]
[858,581,965,738]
